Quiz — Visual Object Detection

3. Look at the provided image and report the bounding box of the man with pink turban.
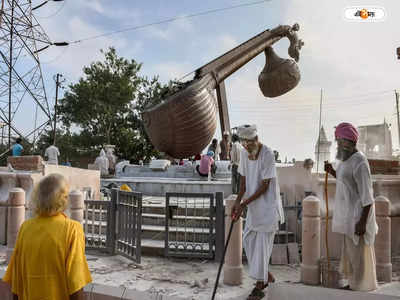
[325,122,378,291]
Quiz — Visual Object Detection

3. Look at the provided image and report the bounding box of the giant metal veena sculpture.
[143,23,304,158]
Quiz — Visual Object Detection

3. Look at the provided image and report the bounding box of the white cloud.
[40,16,134,80]
[150,61,193,82]
[25,1,400,159]
[216,0,400,160]
[81,0,105,14]
[278,0,400,155]
[201,34,239,63]
[143,15,194,41]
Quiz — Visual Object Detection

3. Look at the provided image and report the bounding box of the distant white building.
[314,126,332,173]
[357,121,393,160]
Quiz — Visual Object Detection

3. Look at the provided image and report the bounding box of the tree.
[57,48,181,163]
[59,47,142,145]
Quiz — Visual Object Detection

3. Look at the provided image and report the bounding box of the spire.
[315,125,332,173]
[315,125,332,152]
[318,126,328,143]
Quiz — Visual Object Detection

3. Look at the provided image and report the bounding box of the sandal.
[340,285,351,290]
[268,272,276,283]
[246,286,265,300]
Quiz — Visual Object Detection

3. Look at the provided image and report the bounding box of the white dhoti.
[340,234,378,291]
[243,230,275,283]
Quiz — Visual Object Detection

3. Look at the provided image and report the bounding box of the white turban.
[237,124,257,140]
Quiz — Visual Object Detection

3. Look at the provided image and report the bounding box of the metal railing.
[84,199,114,253]
[83,188,142,263]
[115,189,142,263]
[165,192,224,260]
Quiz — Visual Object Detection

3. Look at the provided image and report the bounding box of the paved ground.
[1,246,399,299]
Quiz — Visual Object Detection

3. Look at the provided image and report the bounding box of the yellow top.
[120,184,132,192]
[2,213,92,300]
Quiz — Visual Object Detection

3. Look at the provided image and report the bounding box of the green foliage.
[56,47,181,164]
[34,129,89,166]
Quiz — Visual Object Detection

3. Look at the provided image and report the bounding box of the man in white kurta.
[325,122,378,291]
[44,144,60,165]
[230,133,243,194]
[232,124,284,300]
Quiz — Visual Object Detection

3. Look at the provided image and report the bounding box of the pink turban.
[335,122,359,143]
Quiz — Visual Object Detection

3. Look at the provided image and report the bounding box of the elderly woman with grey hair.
[3,174,92,300]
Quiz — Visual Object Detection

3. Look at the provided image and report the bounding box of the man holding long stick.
[231,124,284,300]
[325,122,378,291]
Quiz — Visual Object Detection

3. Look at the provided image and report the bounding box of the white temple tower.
[314,126,332,173]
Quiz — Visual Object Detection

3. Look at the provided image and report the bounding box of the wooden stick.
[211,219,235,300]
[325,171,331,281]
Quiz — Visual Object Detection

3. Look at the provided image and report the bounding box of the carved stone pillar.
[223,196,243,285]
[375,196,392,282]
[301,195,321,285]
[6,188,25,263]
[69,190,84,224]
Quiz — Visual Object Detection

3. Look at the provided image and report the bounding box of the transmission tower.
[0,0,54,150]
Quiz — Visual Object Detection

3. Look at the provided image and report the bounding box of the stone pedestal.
[69,190,84,224]
[375,196,392,282]
[6,188,25,262]
[7,155,44,171]
[223,196,243,285]
[301,195,321,285]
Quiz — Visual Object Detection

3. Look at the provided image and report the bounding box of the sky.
[11,0,400,160]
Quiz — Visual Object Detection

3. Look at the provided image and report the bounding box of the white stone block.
[149,159,171,171]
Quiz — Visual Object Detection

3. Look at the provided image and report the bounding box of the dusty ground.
[1,246,399,299]
[83,252,301,299]
[0,245,299,299]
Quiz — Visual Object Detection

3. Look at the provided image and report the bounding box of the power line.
[41,45,69,64]
[68,0,270,44]
[322,89,393,100]
[269,89,393,103]
[215,90,395,113]
[229,94,394,112]
[36,0,66,19]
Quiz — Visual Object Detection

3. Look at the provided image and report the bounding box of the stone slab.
[0,207,7,245]
[288,242,300,264]
[102,177,232,197]
[91,283,125,299]
[0,278,12,300]
[7,155,43,171]
[120,161,232,179]
[269,283,400,300]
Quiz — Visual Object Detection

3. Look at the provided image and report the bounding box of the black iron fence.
[84,199,114,253]
[165,192,225,260]
[83,190,227,261]
[83,188,142,263]
[115,190,142,263]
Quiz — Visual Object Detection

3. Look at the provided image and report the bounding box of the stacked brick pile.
[7,156,44,171]
[368,159,400,175]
